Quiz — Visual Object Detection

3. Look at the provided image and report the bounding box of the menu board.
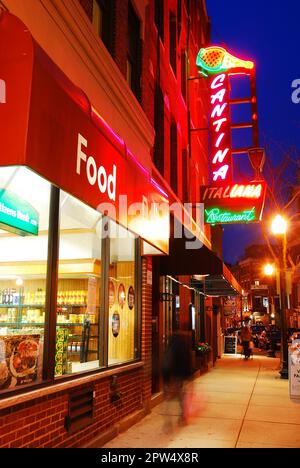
[0,334,40,389]
[224,336,237,355]
[289,339,300,400]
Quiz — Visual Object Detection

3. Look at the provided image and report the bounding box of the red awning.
[0,12,170,253]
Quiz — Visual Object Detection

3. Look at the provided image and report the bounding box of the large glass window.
[0,167,50,392]
[0,170,142,393]
[55,191,103,377]
[108,221,137,366]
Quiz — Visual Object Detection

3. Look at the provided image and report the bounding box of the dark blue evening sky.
[206,0,300,264]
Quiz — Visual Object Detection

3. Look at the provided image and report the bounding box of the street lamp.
[271,214,287,235]
[264,264,274,276]
[270,214,288,379]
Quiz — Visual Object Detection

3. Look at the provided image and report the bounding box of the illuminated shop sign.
[201,182,266,226]
[0,189,39,236]
[201,182,265,202]
[205,207,256,225]
[196,46,254,76]
[196,46,266,225]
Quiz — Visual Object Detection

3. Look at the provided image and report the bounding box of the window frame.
[0,183,143,397]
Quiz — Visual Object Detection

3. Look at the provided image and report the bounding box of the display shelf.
[0,322,99,327]
[0,304,45,308]
[56,323,99,327]
[0,304,88,308]
[0,322,45,327]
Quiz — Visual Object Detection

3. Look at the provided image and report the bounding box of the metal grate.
[65,386,95,434]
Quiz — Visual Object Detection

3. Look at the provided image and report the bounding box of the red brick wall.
[0,368,145,448]
[141,257,153,404]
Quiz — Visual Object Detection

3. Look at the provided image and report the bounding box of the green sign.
[0,189,39,236]
[205,207,256,225]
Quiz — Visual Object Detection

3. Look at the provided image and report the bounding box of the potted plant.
[195,342,211,371]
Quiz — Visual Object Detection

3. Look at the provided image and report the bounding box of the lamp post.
[271,215,289,379]
[264,263,275,326]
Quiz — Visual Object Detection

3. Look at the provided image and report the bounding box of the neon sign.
[201,182,264,202]
[196,46,266,225]
[196,47,254,77]
[201,181,266,225]
[205,207,256,225]
[209,73,232,184]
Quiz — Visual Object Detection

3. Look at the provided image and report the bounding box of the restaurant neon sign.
[205,207,256,225]
[196,46,265,226]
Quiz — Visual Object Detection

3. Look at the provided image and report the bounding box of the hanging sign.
[0,189,39,236]
[201,181,266,225]
[196,46,267,226]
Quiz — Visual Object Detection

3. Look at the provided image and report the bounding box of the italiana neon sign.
[201,182,264,202]
[210,73,232,184]
[196,47,254,77]
[205,207,256,225]
[201,181,266,225]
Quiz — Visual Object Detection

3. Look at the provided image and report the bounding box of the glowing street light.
[271,214,287,235]
[270,214,288,379]
[264,264,275,276]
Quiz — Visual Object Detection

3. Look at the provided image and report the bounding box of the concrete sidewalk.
[102,355,300,448]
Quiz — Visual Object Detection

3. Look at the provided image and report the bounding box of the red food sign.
[0,12,169,254]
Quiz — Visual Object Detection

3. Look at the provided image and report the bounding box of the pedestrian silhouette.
[162,330,193,428]
[240,319,252,360]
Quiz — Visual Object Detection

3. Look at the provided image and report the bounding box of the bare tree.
[261,146,300,274]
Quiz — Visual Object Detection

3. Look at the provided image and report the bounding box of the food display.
[0,334,40,389]
[55,328,69,376]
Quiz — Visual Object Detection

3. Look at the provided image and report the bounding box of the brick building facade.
[0,0,237,448]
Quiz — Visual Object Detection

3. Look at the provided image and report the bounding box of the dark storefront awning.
[159,235,242,297]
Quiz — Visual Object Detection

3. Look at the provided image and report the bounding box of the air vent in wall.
[65,386,95,434]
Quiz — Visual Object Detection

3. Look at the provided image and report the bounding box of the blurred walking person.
[162,330,193,429]
[240,318,252,360]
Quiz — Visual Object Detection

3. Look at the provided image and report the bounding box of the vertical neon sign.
[209,73,232,184]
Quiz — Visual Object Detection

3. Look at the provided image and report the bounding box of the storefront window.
[0,167,50,392]
[108,221,137,365]
[55,191,103,377]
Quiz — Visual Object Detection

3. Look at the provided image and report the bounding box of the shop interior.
[0,167,137,392]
